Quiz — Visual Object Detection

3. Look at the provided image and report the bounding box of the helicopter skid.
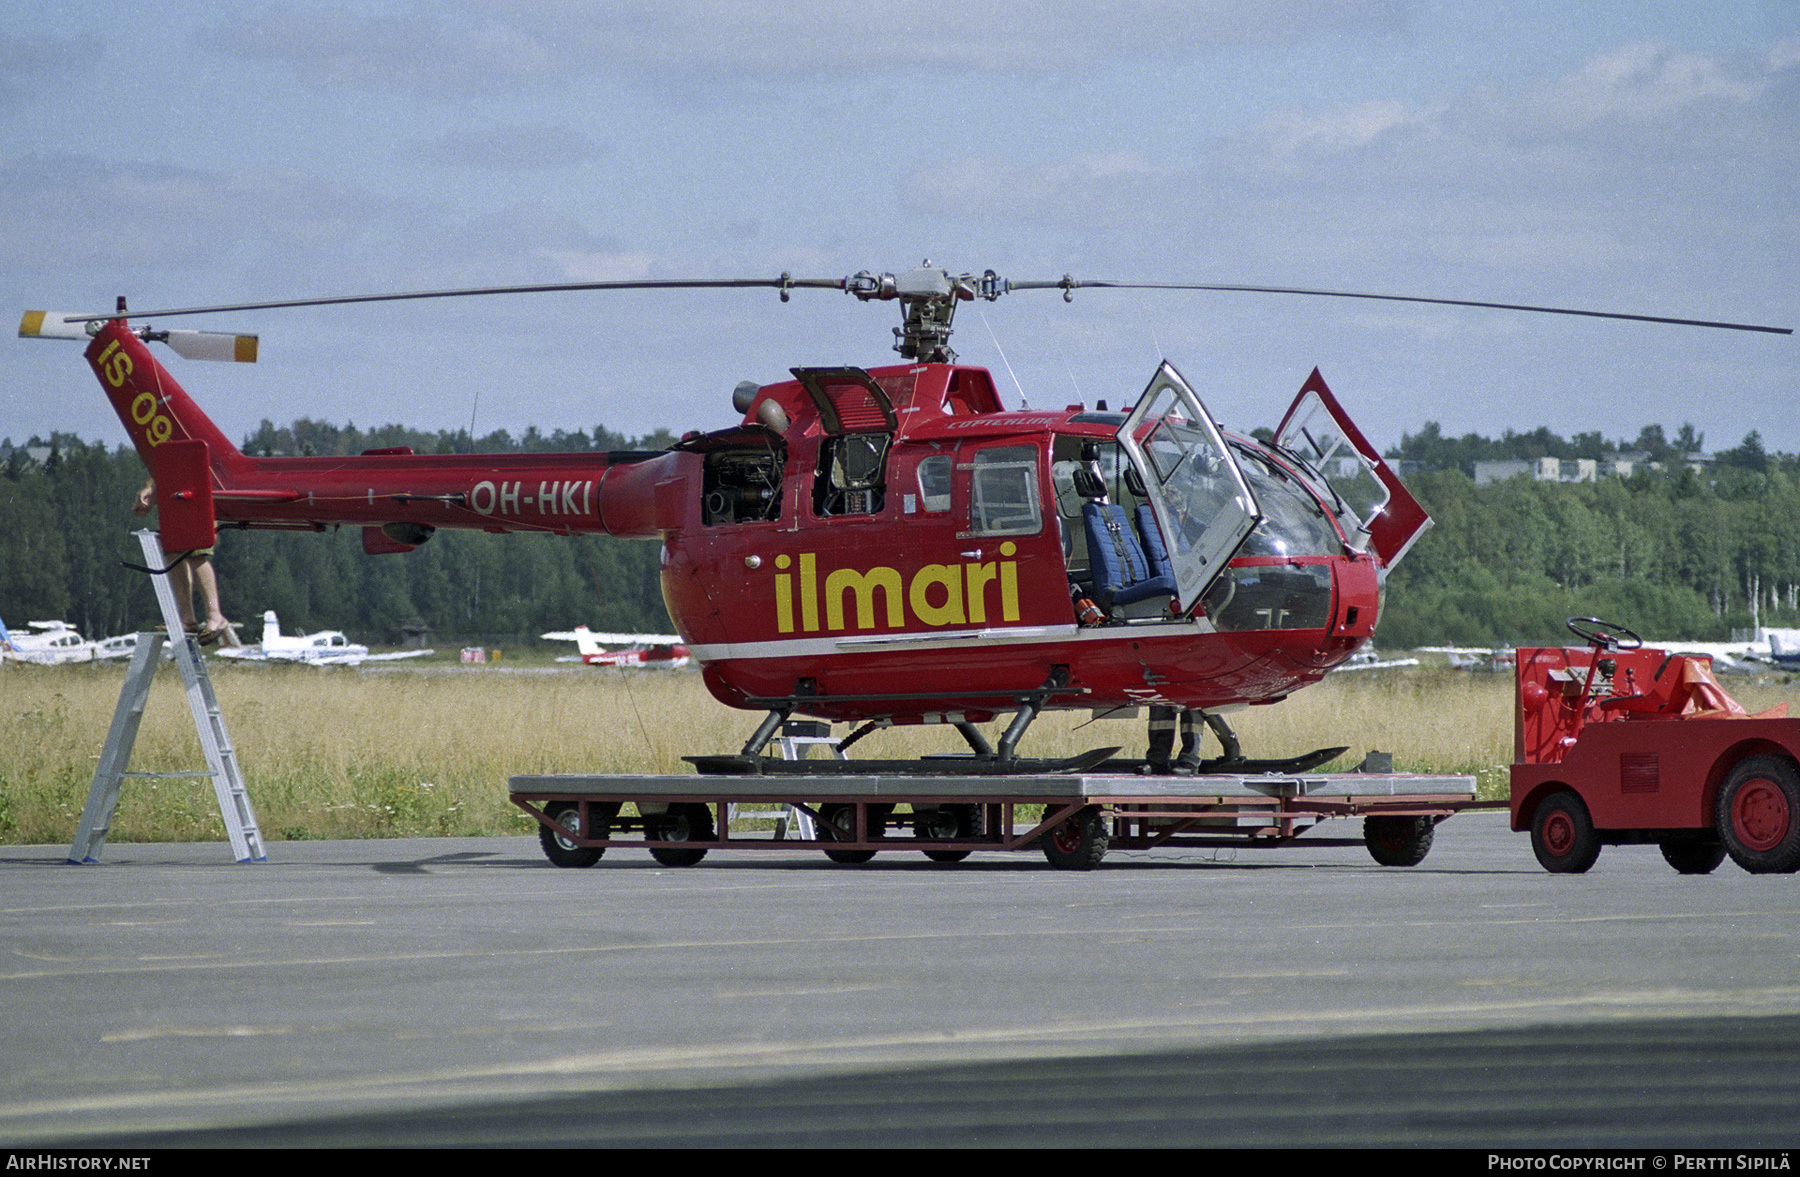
[1095,745,1351,777]
[683,746,1121,777]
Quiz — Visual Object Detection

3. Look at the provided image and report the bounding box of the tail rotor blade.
[164,330,259,363]
[17,311,90,341]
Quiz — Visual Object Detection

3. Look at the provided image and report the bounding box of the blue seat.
[1082,499,1176,612]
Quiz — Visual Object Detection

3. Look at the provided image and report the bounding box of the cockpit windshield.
[1231,444,1343,558]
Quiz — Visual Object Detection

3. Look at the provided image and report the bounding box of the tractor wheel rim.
[1543,811,1573,855]
[1732,780,1791,852]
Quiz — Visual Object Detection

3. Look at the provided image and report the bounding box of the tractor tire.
[1716,756,1800,874]
[1659,835,1726,875]
[1530,791,1601,874]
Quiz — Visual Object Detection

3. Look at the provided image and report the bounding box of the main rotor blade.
[53,276,850,323]
[1010,279,1791,335]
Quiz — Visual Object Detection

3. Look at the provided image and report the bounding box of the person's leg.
[189,557,227,632]
[164,555,198,629]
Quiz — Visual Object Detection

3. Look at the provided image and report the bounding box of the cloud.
[902,151,1181,226]
[0,33,83,105]
[1258,99,1441,161]
[1526,41,1770,129]
[201,4,558,98]
[518,0,1411,71]
[409,124,608,170]
[205,1,1410,96]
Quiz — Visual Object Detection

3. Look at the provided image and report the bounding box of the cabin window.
[968,445,1041,536]
[916,455,952,512]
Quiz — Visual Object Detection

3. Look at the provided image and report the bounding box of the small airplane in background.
[1415,646,1518,672]
[217,610,433,667]
[0,618,101,664]
[542,626,691,669]
[1638,638,1771,675]
[1331,648,1419,672]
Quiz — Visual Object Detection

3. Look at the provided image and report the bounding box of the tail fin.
[262,610,280,640]
[87,319,245,474]
[573,625,602,657]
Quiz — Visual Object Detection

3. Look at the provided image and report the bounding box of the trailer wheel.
[539,801,606,868]
[1041,806,1108,870]
[647,802,713,867]
[1531,792,1601,873]
[1716,757,1800,874]
[916,804,979,863]
[819,803,876,864]
[1363,815,1434,866]
[1659,835,1726,875]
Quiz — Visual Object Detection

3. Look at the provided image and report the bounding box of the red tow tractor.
[1511,617,1800,874]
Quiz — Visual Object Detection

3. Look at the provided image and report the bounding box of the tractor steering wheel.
[1566,616,1642,652]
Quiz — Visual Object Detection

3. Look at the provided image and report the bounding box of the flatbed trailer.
[510,769,1489,870]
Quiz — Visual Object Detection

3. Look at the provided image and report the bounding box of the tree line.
[0,420,675,645]
[4,417,1798,649]
[1378,422,1800,648]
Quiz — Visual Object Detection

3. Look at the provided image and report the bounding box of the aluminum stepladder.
[734,720,845,840]
[68,530,267,863]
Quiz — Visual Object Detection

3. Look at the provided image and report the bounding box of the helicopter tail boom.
[79,317,680,547]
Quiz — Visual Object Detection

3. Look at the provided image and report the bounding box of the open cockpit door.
[1116,362,1260,614]
[1274,369,1430,568]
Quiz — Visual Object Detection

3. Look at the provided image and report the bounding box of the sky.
[2,1,1795,457]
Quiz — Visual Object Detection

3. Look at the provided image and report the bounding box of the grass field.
[4,658,1796,844]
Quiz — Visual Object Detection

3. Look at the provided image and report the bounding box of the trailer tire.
[1716,756,1800,874]
[917,804,979,863]
[820,803,876,864]
[539,801,606,868]
[1041,806,1108,870]
[1531,791,1601,873]
[648,802,712,867]
[1363,815,1434,866]
[1659,835,1726,875]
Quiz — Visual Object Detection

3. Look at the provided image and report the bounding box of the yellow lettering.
[775,554,794,634]
[1000,541,1019,621]
[909,564,966,627]
[145,415,172,446]
[104,350,133,389]
[800,553,819,632]
[965,562,998,623]
[826,566,903,630]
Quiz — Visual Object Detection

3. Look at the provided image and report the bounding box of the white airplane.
[1640,638,1770,675]
[217,611,433,667]
[1415,646,1517,672]
[0,618,101,664]
[541,625,691,669]
[1331,649,1420,672]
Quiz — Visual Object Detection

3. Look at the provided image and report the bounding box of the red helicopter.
[20,267,1789,773]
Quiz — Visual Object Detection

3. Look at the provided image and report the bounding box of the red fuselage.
[90,319,1423,727]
